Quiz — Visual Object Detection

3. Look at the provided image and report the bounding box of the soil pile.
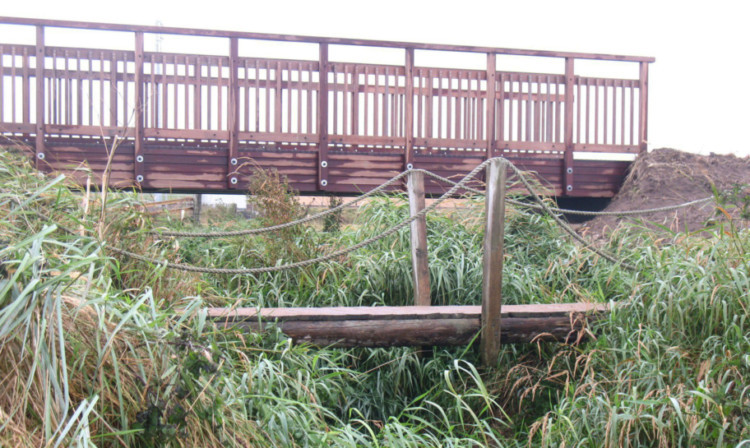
[580,148,750,237]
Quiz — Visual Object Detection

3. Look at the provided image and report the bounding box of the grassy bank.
[1,149,748,447]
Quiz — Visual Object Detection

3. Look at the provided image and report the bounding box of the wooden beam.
[0,17,656,63]
[408,170,430,306]
[480,158,506,367]
[207,303,607,347]
[207,303,608,320]
[34,26,45,169]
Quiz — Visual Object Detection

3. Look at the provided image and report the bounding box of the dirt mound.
[580,148,750,236]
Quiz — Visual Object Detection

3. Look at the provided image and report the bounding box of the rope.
[21,157,668,274]
[147,169,413,238]
[99,158,496,275]
[404,168,638,270]
[152,167,714,240]
[417,170,714,217]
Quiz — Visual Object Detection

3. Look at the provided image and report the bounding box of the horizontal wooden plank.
[0,17,655,62]
[207,303,607,347]
[207,303,608,321]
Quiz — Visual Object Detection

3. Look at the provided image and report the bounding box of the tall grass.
[1,148,749,446]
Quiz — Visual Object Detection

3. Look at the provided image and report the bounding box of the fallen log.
[206,303,608,347]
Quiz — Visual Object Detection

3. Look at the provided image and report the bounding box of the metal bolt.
[406,163,414,170]
[321,160,328,168]
[37,152,45,160]
[566,184,573,192]
[136,155,144,163]
[321,179,328,187]
[566,167,573,174]
[230,158,238,166]
[136,175,144,183]
[230,177,238,185]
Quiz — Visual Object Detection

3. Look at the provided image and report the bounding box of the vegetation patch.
[1,148,748,446]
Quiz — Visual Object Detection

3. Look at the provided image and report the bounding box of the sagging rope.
[24,157,716,274]
[26,158,499,274]
[110,157,639,273]
[148,168,714,239]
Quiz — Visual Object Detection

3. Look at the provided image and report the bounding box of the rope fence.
[23,157,719,275]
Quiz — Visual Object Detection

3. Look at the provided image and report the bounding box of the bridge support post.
[563,57,575,195]
[638,61,649,154]
[408,170,430,306]
[34,26,45,169]
[227,37,240,189]
[317,43,330,190]
[404,48,415,171]
[134,31,145,186]
[480,158,506,367]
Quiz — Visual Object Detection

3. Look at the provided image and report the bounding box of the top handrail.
[0,16,655,63]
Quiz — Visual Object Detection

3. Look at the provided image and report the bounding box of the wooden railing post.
[563,57,575,195]
[480,158,506,367]
[638,61,649,154]
[485,53,497,160]
[404,47,415,170]
[227,37,240,188]
[34,25,45,169]
[134,31,145,185]
[317,43,330,190]
[408,170,430,306]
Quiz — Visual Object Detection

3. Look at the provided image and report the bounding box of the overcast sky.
[3,0,749,156]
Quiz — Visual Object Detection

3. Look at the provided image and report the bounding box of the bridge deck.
[207,303,608,347]
[0,17,652,197]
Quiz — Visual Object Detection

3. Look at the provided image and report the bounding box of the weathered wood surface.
[408,171,431,306]
[206,303,608,347]
[139,198,195,215]
[480,159,506,365]
[0,17,653,197]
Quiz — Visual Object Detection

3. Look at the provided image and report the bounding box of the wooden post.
[227,37,240,188]
[408,170,430,306]
[485,53,496,160]
[317,43,330,190]
[34,26,45,169]
[638,61,649,154]
[563,57,575,195]
[193,193,202,222]
[134,31,145,185]
[404,47,415,170]
[480,158,506,367]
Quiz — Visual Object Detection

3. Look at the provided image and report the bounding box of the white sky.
[2,0,750,156]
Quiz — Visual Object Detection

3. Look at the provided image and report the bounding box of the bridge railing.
[0,17,653,195]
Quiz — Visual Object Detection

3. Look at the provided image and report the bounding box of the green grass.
[1,148,749,447]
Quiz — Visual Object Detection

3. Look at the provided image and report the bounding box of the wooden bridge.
[0,17,653,197]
